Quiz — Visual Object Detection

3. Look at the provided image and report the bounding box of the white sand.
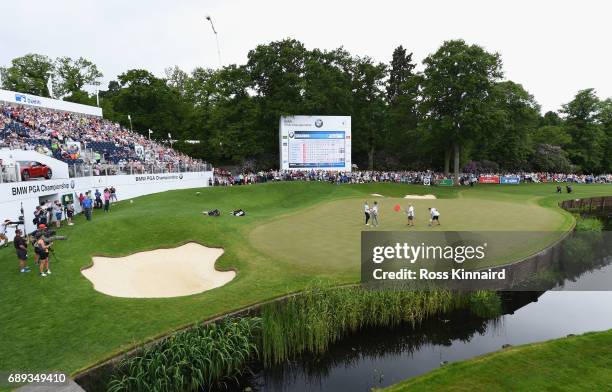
[404,194,437,199]
[370,193,384,197]
[81,243,235,298]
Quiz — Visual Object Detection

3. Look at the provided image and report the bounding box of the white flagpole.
[96,90,100,107]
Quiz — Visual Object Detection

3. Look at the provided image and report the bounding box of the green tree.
[246,39,309,164]
[0,54,54,96]
[561,89,605,173]
[350,56,387,169]
[420,40,503,179]
[207,65,261,163]
[110,69,191,140]
[53,56,103,98]
[384,46,420,168]
[481,81,540,170]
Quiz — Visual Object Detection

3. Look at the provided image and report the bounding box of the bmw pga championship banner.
[500,176,521,184]
[279,115,352,171]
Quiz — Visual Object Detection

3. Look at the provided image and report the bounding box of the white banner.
[0,89,102,117]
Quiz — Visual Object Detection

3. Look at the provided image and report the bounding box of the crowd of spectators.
[213,168,612,186]
[0,103,204,172]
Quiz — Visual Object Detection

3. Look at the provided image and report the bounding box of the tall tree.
[561,89,605,173]
[421,40,503,179]
[483,81,540,170]
[0,54,54,96]
[246,39,308,164]
[384,46,420,168]
[350,57,387,170]
[53,56,103,98]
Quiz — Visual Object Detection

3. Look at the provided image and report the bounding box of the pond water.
[242,263,612,391]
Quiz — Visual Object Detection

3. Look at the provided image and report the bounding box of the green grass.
[0,182,610,378]
[382,329,612,392]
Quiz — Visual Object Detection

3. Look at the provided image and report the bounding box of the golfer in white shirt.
[406,205,415,226]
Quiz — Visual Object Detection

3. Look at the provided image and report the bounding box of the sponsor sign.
[479,175,500,184]
[10,181,72,196]
[135,174,184,182]
[500,176,520,184]
[435,179,454,186]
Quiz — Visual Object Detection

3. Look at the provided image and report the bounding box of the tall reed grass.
[260,285,499,365]
[107,317,261,392]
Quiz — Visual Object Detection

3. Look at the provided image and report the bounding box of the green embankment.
[383,329,612,392]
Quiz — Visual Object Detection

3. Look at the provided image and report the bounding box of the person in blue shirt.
[82,194,93,221]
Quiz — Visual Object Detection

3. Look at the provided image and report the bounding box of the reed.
[260,284,495,365]
[107,317,261,392]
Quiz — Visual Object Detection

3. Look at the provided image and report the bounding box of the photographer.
[0,219,10,247]
[14,229,30,273]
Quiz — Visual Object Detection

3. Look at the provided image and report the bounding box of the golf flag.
[96,90,100,106]
[148,129,153,135]
[168,132,171,139]
[393,204,401,212]
[127,114,131,121]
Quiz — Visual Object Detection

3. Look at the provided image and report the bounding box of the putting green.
[249,196,568,274]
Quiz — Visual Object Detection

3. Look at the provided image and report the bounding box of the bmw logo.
[70,180,75,189]
[288,131,295,138]
[315,119,323,128]
[179,174,183,179]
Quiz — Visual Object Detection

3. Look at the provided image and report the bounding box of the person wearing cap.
[14,229,30,273]
[35,224,51,277]
[0,219,10,247]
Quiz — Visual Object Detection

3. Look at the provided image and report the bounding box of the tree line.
[1,39,610,174]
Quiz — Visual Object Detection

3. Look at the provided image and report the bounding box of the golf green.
[250,196,568,274]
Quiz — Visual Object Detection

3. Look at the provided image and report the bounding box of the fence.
[67,161,212,178]
[559,196,612,215]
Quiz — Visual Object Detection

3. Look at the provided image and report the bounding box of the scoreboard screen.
[279,116,351,171]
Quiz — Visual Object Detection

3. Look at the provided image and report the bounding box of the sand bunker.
[370,193,384,197]
[82,243,235,298]
[404,194,437,199]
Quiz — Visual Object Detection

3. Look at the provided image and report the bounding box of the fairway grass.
[0,182,610,379]
[383,329,612,392]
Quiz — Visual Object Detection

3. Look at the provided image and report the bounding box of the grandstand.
[0,91,206,179]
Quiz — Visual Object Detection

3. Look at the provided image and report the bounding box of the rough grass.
[0,182,609,378]
[382,329,612,392]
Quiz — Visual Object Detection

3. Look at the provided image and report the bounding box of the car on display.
[20,161,52,180]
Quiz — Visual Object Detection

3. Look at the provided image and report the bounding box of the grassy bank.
[0,182,609,377]
[383,329,612,392]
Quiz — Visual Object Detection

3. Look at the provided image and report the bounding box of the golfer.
[364,201,371,226]
[14,229,30,273]
[428,207,440,226]
[371,201,379,227]
[406,204,415,226]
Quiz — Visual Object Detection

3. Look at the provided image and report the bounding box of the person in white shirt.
[371,201,379,227]
[428,207,440,226]
[364,201,370,226]
[406,204,415,226]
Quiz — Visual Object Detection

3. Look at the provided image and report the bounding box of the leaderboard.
[279,115,352,171]
[287,131,346,168]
